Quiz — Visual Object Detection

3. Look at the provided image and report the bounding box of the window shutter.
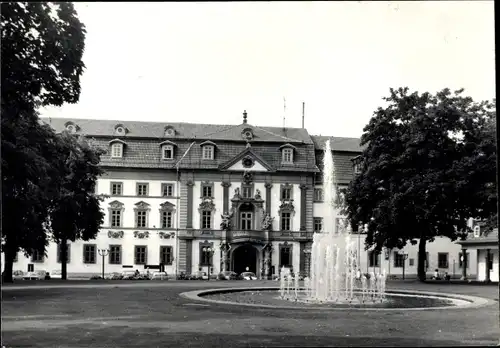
[144,247,148,265]
[67,244,71,263]
[57,244,61,263]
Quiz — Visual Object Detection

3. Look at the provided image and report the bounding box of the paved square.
[1,280,498,347]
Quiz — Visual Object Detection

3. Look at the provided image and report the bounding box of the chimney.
[302,102,305,129]
[243,110,248,124]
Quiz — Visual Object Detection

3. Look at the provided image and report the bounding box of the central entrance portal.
[232,244,258,275]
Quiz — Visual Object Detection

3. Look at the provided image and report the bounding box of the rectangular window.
[280,247,292,267]
[202,185,213,198]
[31,249,44,263]
[281,212,291,231]
[109,245,122,265]
[134,246,147,265]
[354,163,362,174]
[459,252,470,268]
[111,182,123,196]
[313,217,323,232]
[202,145,214,160]
[281,188,292,200]
[242,186,253,199]
[368,251,380,267]
[335,218,346,233]
[314,188,324,202]
[57,243,71,263]
[111,143,123,158]
[83,244,96,264]
[314,173,323,184]
[162,183,174,197]
[201,211,212,229]
[160,246,173,265]
[136,210,147,228]
[409,258,414,266]
[111,209,122,227]
[137,183,148,196]
[437,252,449,268]
[162,145,174,160]
[13,252,18,263]
[282,148,293,163]
[240,212,253,230]
[393,252,404,268]
[161,211,173,228]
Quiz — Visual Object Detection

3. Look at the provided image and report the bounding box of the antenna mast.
[283,96,286,130]
[302,102,305,128]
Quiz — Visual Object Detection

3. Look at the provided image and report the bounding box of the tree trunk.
[60,238,68,280]
[2,244,17,283]
[417,237,427,282]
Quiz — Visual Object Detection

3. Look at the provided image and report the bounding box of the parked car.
[239,272,258,280]
[13,270,25,281]
[50,270,62,279]
[217,271,238,280]
[150,271,168,280]
[105,272,123,280]
[190,271,208,280]
[121,270,137,280]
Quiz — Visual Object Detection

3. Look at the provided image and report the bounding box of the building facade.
[2,113,477,279]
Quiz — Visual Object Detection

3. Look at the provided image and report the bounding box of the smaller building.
[457,227,498,282]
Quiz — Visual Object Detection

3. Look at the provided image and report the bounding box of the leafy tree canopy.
[344,87,496,280]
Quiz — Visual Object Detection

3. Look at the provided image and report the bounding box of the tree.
[1,2,86,282]
[49,133,105,280]
[344,87,496,281]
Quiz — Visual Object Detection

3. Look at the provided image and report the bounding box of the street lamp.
[401,252,408,280]
[202,246,215,281]
[98,249,109,280]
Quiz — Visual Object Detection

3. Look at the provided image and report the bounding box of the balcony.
[229,230,268,243]
[178,229,222,239]
[269,231,313,241]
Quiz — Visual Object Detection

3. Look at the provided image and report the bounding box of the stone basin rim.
[180,287,494,311]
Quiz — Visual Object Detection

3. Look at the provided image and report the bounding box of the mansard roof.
[40,117,313,144]
[311,135,364,153]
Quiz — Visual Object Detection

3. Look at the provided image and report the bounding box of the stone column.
[299,184,307,232]
[186,180,195,229]
[461,248,468,280]
[221,181,231,213]
[485,249,491,283]
[265,182,273,213]
[264,247,271,280]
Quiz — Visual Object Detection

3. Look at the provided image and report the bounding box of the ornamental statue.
[220,211,233,231]
[254,189,262,200]
[261,213,274,231]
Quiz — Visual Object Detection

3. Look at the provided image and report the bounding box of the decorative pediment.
[159,201,176,211]
[108,138,127,145]
[158,231,175,239]
[159,140,177,147]
[199,198,215,211]
[199,140,218,148]
[279,143,297,151]
[108,230,124,239]
[108,200,124,209]
[134,231,150,239]
[279,200,295,211]
[134,201,151,210]
[219,148,273,172]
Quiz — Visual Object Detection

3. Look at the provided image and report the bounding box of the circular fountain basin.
[180,287,493,311]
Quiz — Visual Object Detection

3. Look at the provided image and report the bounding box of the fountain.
[279,139,387,304]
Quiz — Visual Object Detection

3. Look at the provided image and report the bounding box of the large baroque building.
[3,112,488,280]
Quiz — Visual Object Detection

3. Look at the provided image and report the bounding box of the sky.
[40,1,496,138]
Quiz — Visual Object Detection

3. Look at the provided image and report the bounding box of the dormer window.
[66,124,76,133]
[109,139,126,158]
[164,127,175,137]
[162,145,174,160]
[114,124,127,136]
[282,148,293,163]
[111,143,123,158]
[279,143,296,164]
[352,155,363,175]
[202,145,214,160]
